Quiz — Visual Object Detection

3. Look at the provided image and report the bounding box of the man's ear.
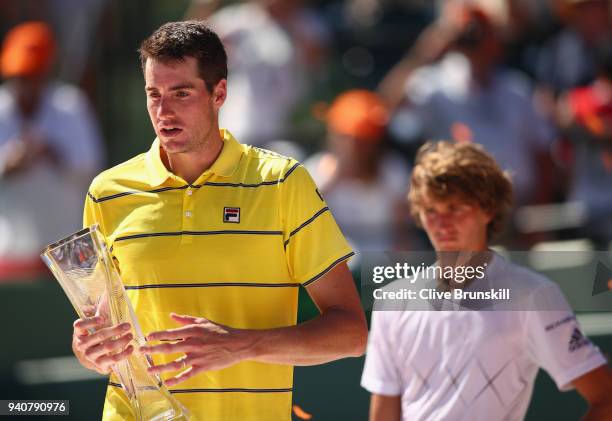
[212,79,227,110]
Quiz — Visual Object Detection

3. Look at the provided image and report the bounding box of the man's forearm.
[370,394,402,421]
[241,307,367,366]
[142,263,367,381]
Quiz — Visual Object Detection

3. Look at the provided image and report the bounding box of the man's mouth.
[436,233,457,242]
[160,127,183,137]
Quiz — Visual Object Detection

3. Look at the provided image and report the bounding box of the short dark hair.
[139,20,227,92]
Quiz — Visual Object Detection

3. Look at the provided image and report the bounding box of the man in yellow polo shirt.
[70,21,368,420]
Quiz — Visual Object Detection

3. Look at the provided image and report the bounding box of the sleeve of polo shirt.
[280,163,353,286]
[83,179,106,234]
[525,282,606,391]
[361,311,402,396]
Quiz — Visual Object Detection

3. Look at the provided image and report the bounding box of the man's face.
[418,194,491,252]
[144,56,225,155]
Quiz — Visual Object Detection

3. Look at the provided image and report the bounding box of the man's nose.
[436,212,455,228]
[157,97,175,119]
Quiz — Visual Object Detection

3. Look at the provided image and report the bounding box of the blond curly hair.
[408,141,513,236]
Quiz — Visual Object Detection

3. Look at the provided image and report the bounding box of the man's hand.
[72,316,134,375]
[140,313,253,387]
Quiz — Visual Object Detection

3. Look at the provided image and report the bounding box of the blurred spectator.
[495,0,560,77]
[536,0,611,95]
[0,22,104,281]
[184,0,222,21]
[557,41,612,245]
[323,0,432,88]
[47,0,109,85]
[194,0,330,146]
[0,0,109,86]
[304,90,415,252]
[380,4,556,208]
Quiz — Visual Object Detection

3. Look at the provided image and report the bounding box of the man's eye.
[148,92,161,99]
[176,91,189,97]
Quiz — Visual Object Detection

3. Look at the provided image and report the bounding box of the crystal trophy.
[41,224,189,421]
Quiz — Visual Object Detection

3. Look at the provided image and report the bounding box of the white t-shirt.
[361,253,606,421]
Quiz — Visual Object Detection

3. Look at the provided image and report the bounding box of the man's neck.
[161,132,224,184]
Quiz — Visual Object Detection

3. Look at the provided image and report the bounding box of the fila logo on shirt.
[223,207,240,223]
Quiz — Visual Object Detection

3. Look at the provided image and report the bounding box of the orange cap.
[327,90,389,142]
[1,21,56,78]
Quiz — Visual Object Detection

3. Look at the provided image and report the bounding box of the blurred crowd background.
[0,1,611,419]
[1,0,612,283]
[1,0,612,281]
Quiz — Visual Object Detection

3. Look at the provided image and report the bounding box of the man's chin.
[434,241,463,252]
[160,138,189,154]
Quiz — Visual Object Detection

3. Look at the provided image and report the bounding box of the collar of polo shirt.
[145,128,244,187]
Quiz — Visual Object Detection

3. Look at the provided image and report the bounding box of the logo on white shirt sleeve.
[568,327,590,352]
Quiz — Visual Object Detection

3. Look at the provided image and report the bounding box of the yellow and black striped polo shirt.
[83,129,353,421]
